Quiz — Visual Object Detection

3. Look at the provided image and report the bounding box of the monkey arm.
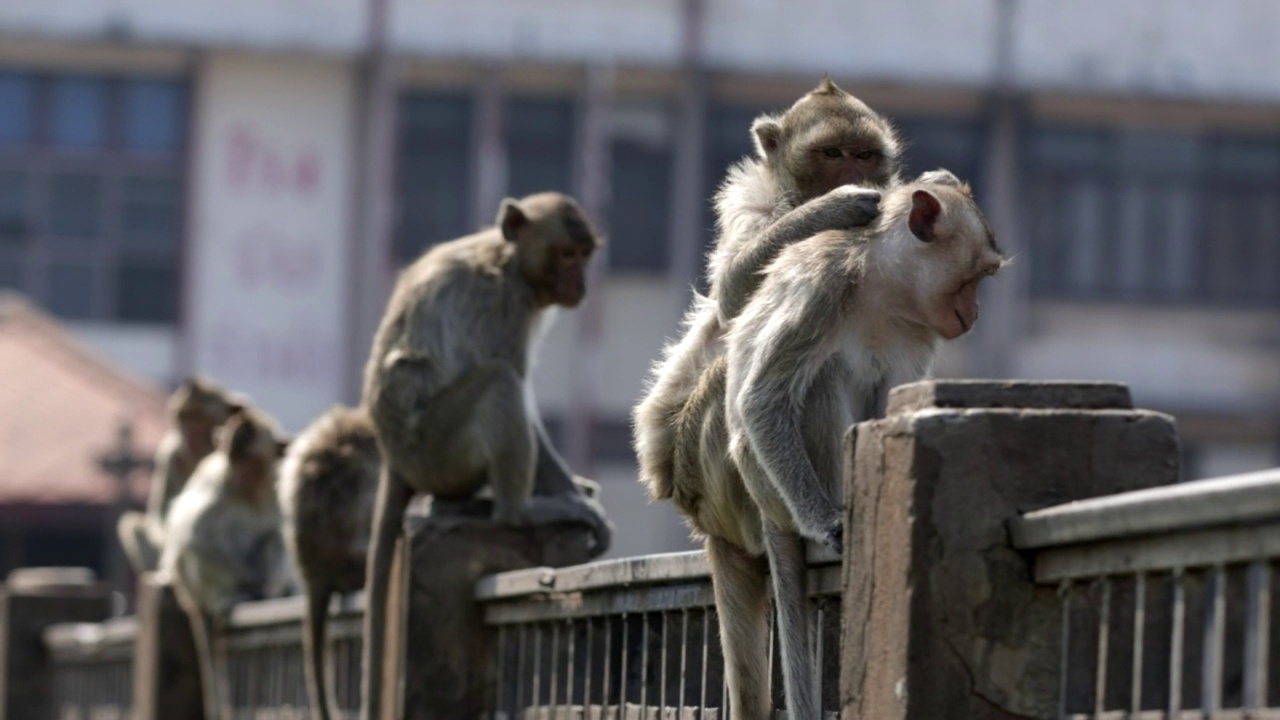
[145,434,182,523]
[714,186,880,320]
[726,243,849,549]
[530,420,614,556]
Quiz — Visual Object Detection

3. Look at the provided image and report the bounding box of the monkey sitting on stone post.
[358,191,612,720]
[158,402,293,720]
[117,376,240,575]
[279,403,609,720]
[654,171,1008,720]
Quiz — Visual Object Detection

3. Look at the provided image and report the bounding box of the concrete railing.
[1013,468,1280,718]
[6,381,1221,720]
[476,546,842,720]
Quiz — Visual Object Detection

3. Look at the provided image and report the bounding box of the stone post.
[133,575,204,720]
[397,513,602,720]
[840,380,1180,720]
[0,568,112,720]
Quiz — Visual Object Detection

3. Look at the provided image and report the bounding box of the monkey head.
[499,192,602,309]
[169,375,238,455]
[887,170,1008,340]
[220,404,290,490]
[751,76,901,201]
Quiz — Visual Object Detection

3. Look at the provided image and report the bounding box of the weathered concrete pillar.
[398,514,601,720]
[840,380,1181,720]
[134,575,204,720]
[0,568,112,720]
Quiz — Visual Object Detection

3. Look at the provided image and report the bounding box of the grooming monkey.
[668,172,1007,720]
[279,404,609,720]
[117,376,239,574]
[633,76,899,508]
[360,192,611,720]
[159,402,293,720]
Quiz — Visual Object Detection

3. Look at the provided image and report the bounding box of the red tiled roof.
[0,293,168,505]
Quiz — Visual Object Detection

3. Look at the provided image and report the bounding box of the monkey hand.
[820,520,844,555]
[820,185,882,229]
[798,510,845,555]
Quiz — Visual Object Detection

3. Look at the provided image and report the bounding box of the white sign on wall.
[186,53,355,432]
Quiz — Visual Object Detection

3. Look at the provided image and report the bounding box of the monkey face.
[545,242,593,307]
[500,193,601,309]
[752,78,901,200]
[903,186,1007,340]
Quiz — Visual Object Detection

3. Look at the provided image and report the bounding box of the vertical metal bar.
[566,619,577,718]
[699,608,709,720]
[516,625,528,713]
[603,616,613,716]
[1168,569,1185,717]
[659,611,669,713]
[1244,560,1272,708]
[679,609,689,714]
[620,613,630,711]
[1130,573,1145,713]
[550,621,561,717]
[814,604,825,716]
[641,613,649,719]
[1094,576,1111,716]
[495,625,507,717]
[533,623,544,710]
[1058,580,1071,720]
[584,618,595,711]
[1203,564,1226,713]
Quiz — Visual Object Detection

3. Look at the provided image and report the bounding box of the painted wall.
[185,53,355,432]
[7,1,1280,102]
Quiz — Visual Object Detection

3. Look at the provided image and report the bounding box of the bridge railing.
[476,547,843,720]
[1013,467,1280,718]
[14,380,1219,720]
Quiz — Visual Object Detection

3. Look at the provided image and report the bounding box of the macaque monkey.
[634,76,900,510]
[159,403,292,720]
[280,405,611,720]
[359,192,609,720]
[667,172,1007,720]
[117,376,239,574]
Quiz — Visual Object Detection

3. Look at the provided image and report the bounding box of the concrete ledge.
[474,551,709,600]
[1012,466,1280,550]
[886,379,1132,416]
[44,616,138,654]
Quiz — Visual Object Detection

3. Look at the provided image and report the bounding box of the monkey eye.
[854,149,877,161]
[822,147,844,159]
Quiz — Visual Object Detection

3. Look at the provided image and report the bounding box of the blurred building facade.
[1,0,1278,557]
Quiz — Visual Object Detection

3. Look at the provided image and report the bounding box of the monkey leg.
[303,584,337,720]
[359,466,413,720]
[467,364,537,526]
[764,523,819,720]
[707,536,771,720]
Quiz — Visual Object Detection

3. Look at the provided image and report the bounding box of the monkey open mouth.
[955,310,970,333]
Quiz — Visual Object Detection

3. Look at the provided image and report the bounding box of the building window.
[1025,124,1280,306]
[609,104,674,273]
[396,92,474,264]
[506,95,577,210]
[0,70,187,324]
[893,117,983,192]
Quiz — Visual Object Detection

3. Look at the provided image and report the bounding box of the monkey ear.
[751,116,783,158]
[497,198,528,242]
[909,190,943,242]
